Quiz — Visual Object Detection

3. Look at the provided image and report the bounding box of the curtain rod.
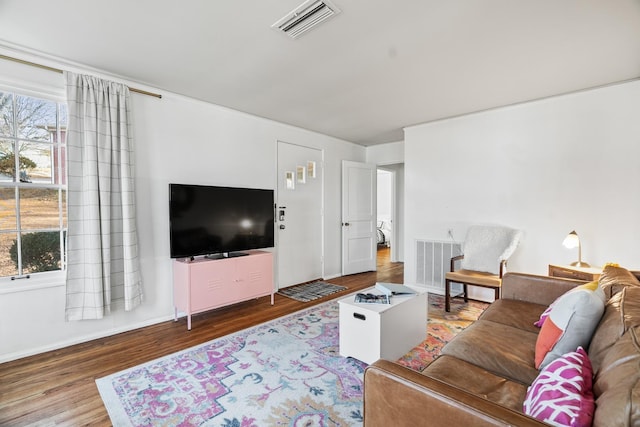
[0,53,162,99]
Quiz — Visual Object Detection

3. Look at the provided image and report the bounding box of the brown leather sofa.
[363,266,640,426]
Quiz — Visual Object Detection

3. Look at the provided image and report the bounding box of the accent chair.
[445,225,522,311]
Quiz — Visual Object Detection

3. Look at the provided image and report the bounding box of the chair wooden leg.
[463,284,469,302]
[445,279,451,312]
[495,287,500,301]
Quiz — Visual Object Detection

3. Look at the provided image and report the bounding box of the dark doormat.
[277,281,347,302]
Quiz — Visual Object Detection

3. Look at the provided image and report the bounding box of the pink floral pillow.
[523,347,594,427]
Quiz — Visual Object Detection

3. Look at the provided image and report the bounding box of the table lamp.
[562,230,590,267]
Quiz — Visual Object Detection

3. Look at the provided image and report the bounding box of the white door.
[342,160,377,275]
[276,141,323,288]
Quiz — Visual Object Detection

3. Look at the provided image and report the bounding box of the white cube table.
[338,285,427,364]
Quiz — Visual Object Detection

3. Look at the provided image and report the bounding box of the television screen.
[169,184,274,258]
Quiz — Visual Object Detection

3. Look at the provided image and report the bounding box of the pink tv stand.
[172,250,274,330]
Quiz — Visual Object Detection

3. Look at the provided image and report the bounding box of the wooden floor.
[0,247,402,426]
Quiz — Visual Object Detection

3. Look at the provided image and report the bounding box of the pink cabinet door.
[189,259,236,312]
[236,253,274,298]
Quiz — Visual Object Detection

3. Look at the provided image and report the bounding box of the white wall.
[404,80,640,294]
[0,49,365,362]
[367,141,404,165]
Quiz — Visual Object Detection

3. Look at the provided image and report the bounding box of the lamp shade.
[562,230,590,267]
[562,230,580,249]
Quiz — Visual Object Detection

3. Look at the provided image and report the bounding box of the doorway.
[376,163,403,265]
[376,168,393,267]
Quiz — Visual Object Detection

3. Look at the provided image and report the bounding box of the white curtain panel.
[64,72,143,321]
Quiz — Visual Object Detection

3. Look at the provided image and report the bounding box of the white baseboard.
[424,285,444,295]
[0,314,176,364]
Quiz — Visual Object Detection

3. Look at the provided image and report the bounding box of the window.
[0,90,67,279]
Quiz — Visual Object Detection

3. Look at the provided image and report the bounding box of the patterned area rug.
[96,293,486,426]
[277,281,347,302]
[97,300,366,426]
[397,294,488,372]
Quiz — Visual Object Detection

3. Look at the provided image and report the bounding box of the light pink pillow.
[524,347,594,427]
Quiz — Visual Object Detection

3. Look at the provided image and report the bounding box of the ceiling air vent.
[272,0,341,39]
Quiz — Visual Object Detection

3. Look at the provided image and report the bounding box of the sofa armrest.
[364,360,545,427]
[500,272,585,306]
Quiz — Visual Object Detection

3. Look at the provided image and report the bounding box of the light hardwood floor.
[0,247,402,426]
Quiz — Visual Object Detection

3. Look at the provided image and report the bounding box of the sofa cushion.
[598,264,640,299]
[441,319,540,385]
[424,355,528,412]
[534,283,605,369]
[588,286,640,374]
[592,327,640,427]
[480,298,547,334]
[523,347,594,427]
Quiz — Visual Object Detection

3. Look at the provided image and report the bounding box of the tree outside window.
[0,91,67,279]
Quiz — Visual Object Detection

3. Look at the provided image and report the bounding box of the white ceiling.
[1,0,639,146]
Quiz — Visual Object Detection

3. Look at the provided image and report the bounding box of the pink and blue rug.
[96,294,486,426]
[97,300,366,426]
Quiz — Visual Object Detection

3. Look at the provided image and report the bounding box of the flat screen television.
[169,183,274,259]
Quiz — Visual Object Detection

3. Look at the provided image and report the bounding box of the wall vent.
[415,239,462,294]
[272,0,341,39]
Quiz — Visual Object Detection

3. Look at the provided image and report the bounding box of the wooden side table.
[548,264,601,281]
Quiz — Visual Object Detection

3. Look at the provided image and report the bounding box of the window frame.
[0,85,67,290]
